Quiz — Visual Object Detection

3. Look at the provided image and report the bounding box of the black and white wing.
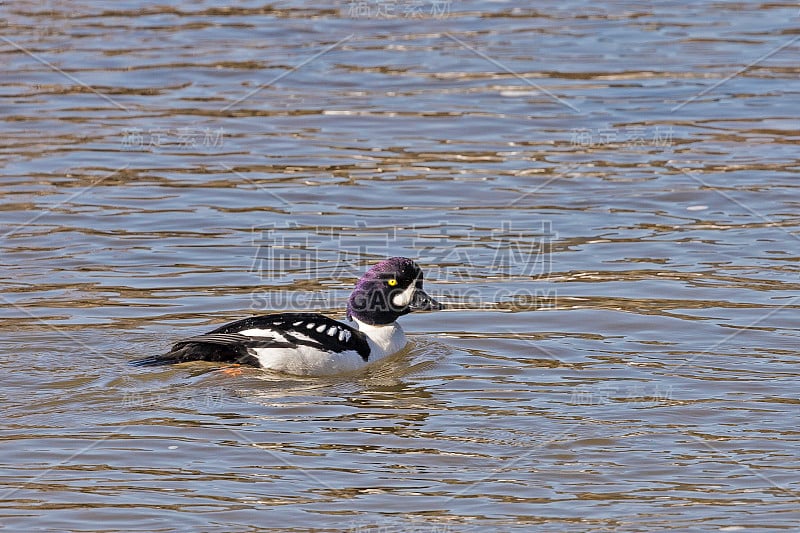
[131,313,370,367]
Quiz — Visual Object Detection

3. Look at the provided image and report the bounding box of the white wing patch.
[238,327,317,345]
[239,328,280,338]
[237,321,358,348]
[238,328,285,344]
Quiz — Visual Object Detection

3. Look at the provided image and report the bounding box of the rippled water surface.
[2,1,799,531]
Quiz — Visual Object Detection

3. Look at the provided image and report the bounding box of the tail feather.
[130,342,259,367]
[129,354,176,367]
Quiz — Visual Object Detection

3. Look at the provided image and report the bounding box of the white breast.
[351,318,407,362]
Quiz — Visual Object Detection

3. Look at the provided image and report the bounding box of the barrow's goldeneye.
[131,257,443,376]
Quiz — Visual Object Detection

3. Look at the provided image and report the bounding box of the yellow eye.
[387,279,398,287]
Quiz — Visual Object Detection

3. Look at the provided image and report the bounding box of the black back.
[131,313,371,367]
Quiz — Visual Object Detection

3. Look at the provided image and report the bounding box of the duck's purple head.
[346,257,443,326]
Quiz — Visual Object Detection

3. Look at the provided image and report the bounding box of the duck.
[130,257,443,376]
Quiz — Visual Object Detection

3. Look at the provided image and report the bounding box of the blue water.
[1,1,799,531]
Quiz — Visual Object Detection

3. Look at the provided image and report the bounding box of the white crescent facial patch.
[391,282,416,308]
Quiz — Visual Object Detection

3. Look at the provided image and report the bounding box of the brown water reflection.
[2,1,799,531]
